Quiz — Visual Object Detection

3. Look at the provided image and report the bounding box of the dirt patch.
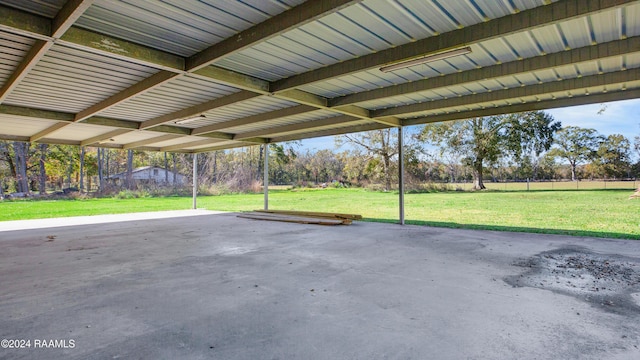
[505,246,640,314]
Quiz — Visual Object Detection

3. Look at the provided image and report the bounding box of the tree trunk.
[97,148,104,191]
[212,151,217,183]
[570,163,577,181]
[126,149,134,189]
[79,146,85,192]
[172,153,177,186]
[38,143,48,194]
[383,155,391,191]
[66,160,72,189]
[257,145,264,181]
[105,149,110,179]
[164,152,169,184]
[14,142,30,193]
[472,159,486,190]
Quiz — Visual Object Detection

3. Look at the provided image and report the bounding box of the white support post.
[192,153,197,210]
[398,127,405,225]
[264,144,269,210]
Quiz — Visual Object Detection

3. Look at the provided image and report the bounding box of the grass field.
[1,188,638,239]
[446,180,638,191]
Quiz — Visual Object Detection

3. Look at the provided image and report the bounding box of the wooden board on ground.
[238,212,346,225]
[254,209,362,220]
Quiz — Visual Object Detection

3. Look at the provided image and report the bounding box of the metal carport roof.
[0,0,638,153]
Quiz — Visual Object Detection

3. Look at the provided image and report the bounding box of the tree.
[125,149,134,189]
[38,144,48,194]
[337,149,369,184]
[549,126,603,181]
[79,147,86,192]
[592,134,631,179]
[634,126,640,160]
[13,142,30,193]
[420,111,560,190]
[338,129,398,191]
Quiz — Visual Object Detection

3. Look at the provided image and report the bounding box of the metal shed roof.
[0,0,639,153]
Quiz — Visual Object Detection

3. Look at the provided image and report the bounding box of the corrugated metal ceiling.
[0,0,638,153]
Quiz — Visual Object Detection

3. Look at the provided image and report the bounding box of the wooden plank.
[238,212,346,225]
[254,209,362,220]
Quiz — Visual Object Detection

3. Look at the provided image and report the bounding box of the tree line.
[1,111,639,196]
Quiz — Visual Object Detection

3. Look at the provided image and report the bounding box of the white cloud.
[547,99,640,136]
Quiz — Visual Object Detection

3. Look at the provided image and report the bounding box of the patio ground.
[1,210,639,359]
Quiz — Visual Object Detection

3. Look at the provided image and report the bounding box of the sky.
[297,98,640,152]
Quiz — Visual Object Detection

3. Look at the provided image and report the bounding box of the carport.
[1,0,640,358]
[1,0,639,221]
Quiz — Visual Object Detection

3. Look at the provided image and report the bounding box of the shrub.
[114,189,150,199]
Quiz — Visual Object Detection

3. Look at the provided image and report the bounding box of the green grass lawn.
[1,188,638,239]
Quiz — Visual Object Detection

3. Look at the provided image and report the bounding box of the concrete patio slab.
[1,212,639,359]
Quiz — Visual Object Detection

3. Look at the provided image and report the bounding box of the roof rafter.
[186,0,363,71]
[191,104,317,136]
[192,142,262,153]
[30,122,68,142]
[139,91,261,130]
[330,36,640,107]
[52,0,94,38]
[374,68,640,118]
[75,71,181,122]
[80,128,131,146]
[160,139,224,152]
[270,0,635,93]
[0,104,235,150]
[0,40,52,103]
[269,122,388,143]
[274,89,400,127]
[403,88,640,126]
[0,0,94,103]
[234,115,360,140]
[0,3,385,134]
[122,134,182,150]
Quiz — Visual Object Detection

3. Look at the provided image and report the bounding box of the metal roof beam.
[0,1,93,104]
[0,40,52,104]
[270,122,388,143]
[193,142,266,153]
[139,91,261,130]
[191,66,270,93]
[75,71,181,122]
[0,5,51,39]
[52,0,94,38]
[234,115,360,140]
[186,0,363,71]
[0,104,214,142]
[0,3,391,132]
[122,134,182,150]
[403,88,640,126]
[191,104,317,135]
[274,89,401,126]
[30,122,69,142]
[0,104,73,121]
[59,27,186,72]
[374,68,640,118]
[80,129,131,146]
[270,0,635,92]
[331,36,640,107]
[160,139,224,152]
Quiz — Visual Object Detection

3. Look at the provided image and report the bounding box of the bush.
[114,189,150,199]
[66,191,90,200]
